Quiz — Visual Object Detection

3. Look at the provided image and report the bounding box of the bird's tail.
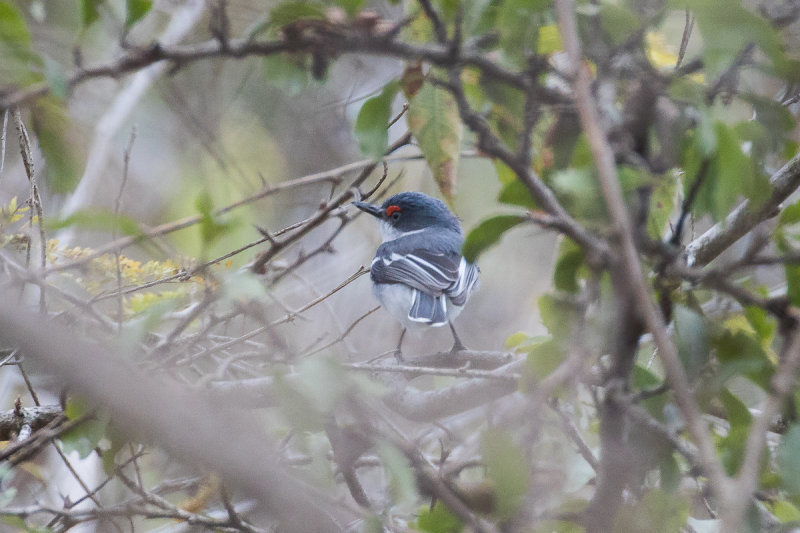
[408,290,448,327]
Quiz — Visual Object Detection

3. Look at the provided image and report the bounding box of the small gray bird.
[353,192,480,357]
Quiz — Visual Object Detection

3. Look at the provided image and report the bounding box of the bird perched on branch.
[353,192,479,359]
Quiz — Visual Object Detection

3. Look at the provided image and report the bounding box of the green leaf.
[674,305,709,382]
[537,24,562,55]
[780,199,800,225]
[0,1,42,85]
[647,173,678,240]
[263,53,312,95]
[481,430,530,520]
[60,398,108,459]
[462,214,527,263]
[45,208,141,235]
[0,2,34,59]
[494,160,517,185]
[771,500,800,522]
[336,0,364,17]
[414,501,462,533]
[81,0,104,28]
[498,179,536,209]
[355,80,399,160]
[553,237,584,293]
[31,96,79,192]
[496,0,549,64]
[538,293,577,340]
[526,339,565,381]
[670,0,784,77]
[744,306,775,343]
[43,56,68,100]
[125,0,152,28]
[195,191,239,246]
[690,122,755,222]
[376,442,417,505]
[719,388,752,475]
[269,1,325,27]
[406,81,463,201]
[600,4,639,46]
[613,489,689,533]
[778,425,800,495]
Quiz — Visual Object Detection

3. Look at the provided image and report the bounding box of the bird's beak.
[352,201,383,218]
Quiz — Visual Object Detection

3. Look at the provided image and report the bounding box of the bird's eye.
[386,205,402,221]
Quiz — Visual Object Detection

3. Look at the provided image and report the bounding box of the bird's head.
[353,192,461,240]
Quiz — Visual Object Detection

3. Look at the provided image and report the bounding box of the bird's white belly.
[372,283,464,329]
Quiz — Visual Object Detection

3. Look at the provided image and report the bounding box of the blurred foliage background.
[1,0,800,532]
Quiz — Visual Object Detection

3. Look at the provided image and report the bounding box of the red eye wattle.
[386,205,402,217]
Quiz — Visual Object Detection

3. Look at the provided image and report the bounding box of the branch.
[685,150,800,267]
[0,26,568,112]
[0,404,62,440]
[554,0,731,512]
[0,306,349,533]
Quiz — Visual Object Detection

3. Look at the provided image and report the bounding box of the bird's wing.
[370,245,461,295]
[446,258,480,306]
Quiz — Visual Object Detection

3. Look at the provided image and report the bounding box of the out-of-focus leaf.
[462,214,527,263]
[195,191,239,246]
[60,398,109,459]
[552,167,606,222]
[553,237,584,293]
[407,82,463,201]
[526,339,565,381]
[532,520,584,533]
[719,388,752,475]
[498,179,536,209]
[0,2,42,86]
[125,0,152,28]
[43,56,68,100]
[355,80,399,160]
[600,4,639,46]
[777,233,800,307]
[771,500,800,522]
[537,24,561,55]
[263,53,311,95]
[674,305,708,382]
[779,199,800,226]
[31,96,79,192]
[496,0,548,64]
[613,489,689,533]
[671,0,784,77]
[481,430,529,520]
[713,329,772,390]
[744,305,775,344]
[538,293,577,340]
[690,121,755,222]
[778,424,800,495]
[494,160,517,185]
[0,2,34,60]
[648,172,678,239]
[81,0,104,27]
[269,1,325,27]
[376,442,417,505]
[335,0,363,17]
[414,501,462,533]
[45,208,141,235]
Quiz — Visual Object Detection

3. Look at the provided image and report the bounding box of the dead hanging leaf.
[406,81,463,203]
[400,60,424,98]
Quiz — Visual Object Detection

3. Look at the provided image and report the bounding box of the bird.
[353,191,480,359]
